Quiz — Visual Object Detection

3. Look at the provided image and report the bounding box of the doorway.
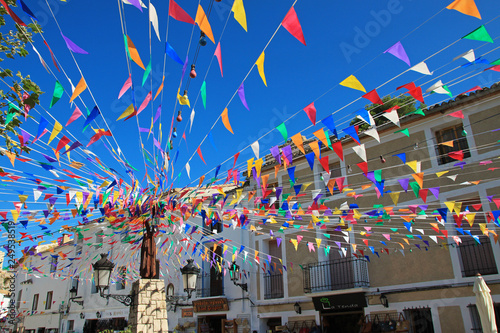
[322,312,363,333]
[198,315,226,333]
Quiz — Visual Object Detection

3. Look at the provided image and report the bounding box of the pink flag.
[447,110,464,119]
[136,91,152,116]
[214,42,223,77]
[281,7,306,45]
[66,106,83,126]
[118,75,132,99]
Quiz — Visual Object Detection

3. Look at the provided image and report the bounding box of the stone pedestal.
[128,279,168,333]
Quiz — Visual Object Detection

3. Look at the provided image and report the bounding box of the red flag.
[233,152,240,168]
[169,0,194,24]
[356,162,368,175]
[56,136,71,152]
[214,42,223,77]
[281,7,306,45]
[408,87,424,103]
[332,141,344,161]
[419,189,428,203]
[43,40,60,72]
[362,89,384,105]
[447,110,464,119]
[0,0,26,26]
[448,150,464,161]
[197,146,206,164]
[319,156,329,174]
[303,102,316,126]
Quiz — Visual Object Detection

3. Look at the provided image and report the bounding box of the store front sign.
[192,298,229,312]
[312,292,366,313]
[182,308,194,317]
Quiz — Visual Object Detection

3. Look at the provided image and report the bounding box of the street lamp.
[294,302,301,314]
[380,294,389,308]
[92,254,134,306]
[180,259,200,299]
[230,261,248,292]
[69,287,84,306]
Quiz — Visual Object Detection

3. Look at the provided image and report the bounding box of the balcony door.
[327,228,354,290]
[210,246,223,296]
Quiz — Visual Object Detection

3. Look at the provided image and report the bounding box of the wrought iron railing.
[196,272,224,297]
[303,257,369,293]
[458,237,498,277]
[264,273,284,299]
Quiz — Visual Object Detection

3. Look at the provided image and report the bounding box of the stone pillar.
[128,279,168,333]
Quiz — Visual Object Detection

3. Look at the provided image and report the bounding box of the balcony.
[196,272,224,298]
[264,273,284,299]
[303,257,369,293]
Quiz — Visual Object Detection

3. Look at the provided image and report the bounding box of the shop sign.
[192,298,229,312]
[312,292,366,313]
[182,308,193,317]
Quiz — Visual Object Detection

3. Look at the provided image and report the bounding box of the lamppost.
[166,259,200,312]
[92,254,134,306]
[69,287,84,307]
[229,261,247,292]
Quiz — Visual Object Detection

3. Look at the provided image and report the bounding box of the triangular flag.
[340,75,366,93]
[276,123,288,142]
[169,0,194,24]
[446,0,481,19]
[237,83,249,110]
[118,75,132,99]
[66,106,83,126]
[149,3,161,41]
[362,89,383,105]
[303,102,316,126]
[48,121,62,144]
[231,0,247,31]
[126,35,146,69]
[69,77,86,103]
[221,108,233,134]
[50,81,64,108]
[61,33,88,54]
[195,5,215,43]
[251,141,259,159]
[291,133,305,154]
[197,146,206,164]
[384,41,410,66]
[447,110,464,119]
[256,52,267,86]
[462,25,493,43]
[214,42,223,77]
[410,61,433,75]
[281,6,306,45]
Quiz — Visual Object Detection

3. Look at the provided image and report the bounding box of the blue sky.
[2,0,500,253]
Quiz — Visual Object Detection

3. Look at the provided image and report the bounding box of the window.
[95,233,104,248]
[67,320,74,331]
[435,124,470,165]
[50,256,58,273]
[71,277,79,295]
[264,240,283,299]
[469,303,500,332]
[17,289,22,309]
[45,291,53,310]
[166,283,174,297]
[325,162,342,197]
[116,266,126,290]
[403,308,434,333]
[32,294,39,311]
[456,198,497,277]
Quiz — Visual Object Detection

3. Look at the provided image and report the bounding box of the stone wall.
[128,279,168,333]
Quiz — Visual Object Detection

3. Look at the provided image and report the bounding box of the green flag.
[142,60,152,87]
[394,128,410,137]
[409,181,420,198]
[374,169,382,183]
[50,80,64,108]
[462,25,493,43]
[410,108,425,116]
[276,122,288,142]
[201,81,207,109]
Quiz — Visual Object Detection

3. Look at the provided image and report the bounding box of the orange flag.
[221,108,233,134]
[126,35,146,70]
[446,0,481,19]
[412,172,424,189]
[195,5,215,43]
[290,133,305,154]
[313,129,328,148]
[69,77,87,103]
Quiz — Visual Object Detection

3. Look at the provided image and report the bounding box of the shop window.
[116,266,126,290]
[325,161,342,197]
[435,124,470,165]
[50,256,58,273]
[32,293,39,311]
[403,308,434,333]
[456,198,497,277]
[469,303,500,331]
[45,291,53,310]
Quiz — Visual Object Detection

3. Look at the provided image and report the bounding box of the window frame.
[45,291,53,310]
[32,293,39,311]
[435,123,471,165]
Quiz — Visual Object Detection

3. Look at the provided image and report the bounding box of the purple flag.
[276,237,282,247]
[282,145,293,165]
[21,129,30,144]
[61,32,89,54]
[384,41,410,66]
[398,178,410,192]
[181,55,189,81]
[237,83,249,110]
[429,187,440,200]
[127,0,143,12]
[153,105,162,123]
[270,145,281,165]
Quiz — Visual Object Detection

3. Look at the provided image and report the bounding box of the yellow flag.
[444,201,455,213]
[390,192,400,206]
[436,170,449,177]
[195,5,215,43]
[466,213,475,227]
[4,151,15,167]
[406,160,419,173]
[340,75,366,92]
[256,52,267,86]
[315,238,322,249]
[177,89,190,107]
[69,77,87,103]
[254,158,263,177]
[117,104,135,121]
[247,158,254,178]
[48,121,62,144]
[231,0,247,31]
